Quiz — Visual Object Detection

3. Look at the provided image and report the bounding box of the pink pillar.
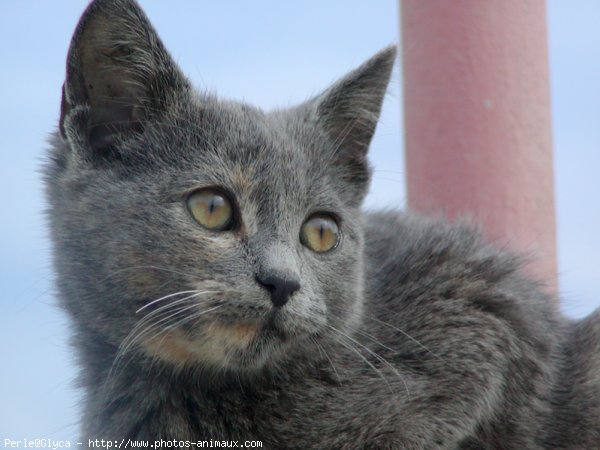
[401,0,557,293]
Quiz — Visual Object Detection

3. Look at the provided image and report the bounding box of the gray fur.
[46,0,600,448]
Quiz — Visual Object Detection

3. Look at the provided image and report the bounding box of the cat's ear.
[312,46,396,185]
[59,0,189,155]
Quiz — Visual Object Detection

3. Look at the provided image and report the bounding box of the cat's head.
[48,0,395,373]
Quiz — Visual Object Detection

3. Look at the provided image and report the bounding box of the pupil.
[319,223,324,239]
[208,197,216,214]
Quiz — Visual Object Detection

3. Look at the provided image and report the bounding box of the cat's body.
[46,1,600,448]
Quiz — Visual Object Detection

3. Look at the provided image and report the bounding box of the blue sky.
[0,0,598,441]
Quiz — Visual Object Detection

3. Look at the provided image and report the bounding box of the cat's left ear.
[312,46,396,185]
[59,0,190,157]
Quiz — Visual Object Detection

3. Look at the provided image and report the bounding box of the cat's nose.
[255,273,301,308]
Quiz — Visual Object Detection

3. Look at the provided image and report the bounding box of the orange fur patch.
[142,322,259,366]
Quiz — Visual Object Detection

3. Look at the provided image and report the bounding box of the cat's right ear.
[60,0,189,157]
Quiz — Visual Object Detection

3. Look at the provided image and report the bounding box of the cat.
[46,0,600,448]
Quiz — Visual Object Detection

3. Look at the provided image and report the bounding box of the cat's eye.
[187,189,234,231]
[300,214,340,253]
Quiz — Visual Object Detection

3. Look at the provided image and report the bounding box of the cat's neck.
[78,332,339,441]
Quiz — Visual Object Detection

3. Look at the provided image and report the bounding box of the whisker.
[119,293,210,359]
[313,339,341,383]
[366,316,444,363]
[161,304,224,334]
[108,309,185,380]
[372,176,406,184]
[107,291,216,381]
[129,303,207,354]
[127,294,208,348]
[103,299,221,396]
[147,304,226,373]
[136,290,215,314]
[350,327,398,354]
[327,324,410,398]
[329,332,392,393]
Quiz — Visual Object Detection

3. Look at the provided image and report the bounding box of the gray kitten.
[46,0,600,448]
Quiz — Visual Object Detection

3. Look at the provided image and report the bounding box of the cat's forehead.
[162,97,339,211]
[190,98,317,166]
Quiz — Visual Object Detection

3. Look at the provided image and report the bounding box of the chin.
[141,310,322,372]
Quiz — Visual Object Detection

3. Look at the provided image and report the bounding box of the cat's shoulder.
[361,210,559,338]
[362,210,522,287]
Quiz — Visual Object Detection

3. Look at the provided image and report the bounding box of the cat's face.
[47,0,394,372]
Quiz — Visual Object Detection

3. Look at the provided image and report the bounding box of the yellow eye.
[187,189,234,231]
[300,214,340,253]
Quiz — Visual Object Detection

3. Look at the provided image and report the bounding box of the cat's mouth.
[141,307,315,369]
[211,309,301,347]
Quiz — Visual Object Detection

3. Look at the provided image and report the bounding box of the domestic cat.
[46,0,600,448]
